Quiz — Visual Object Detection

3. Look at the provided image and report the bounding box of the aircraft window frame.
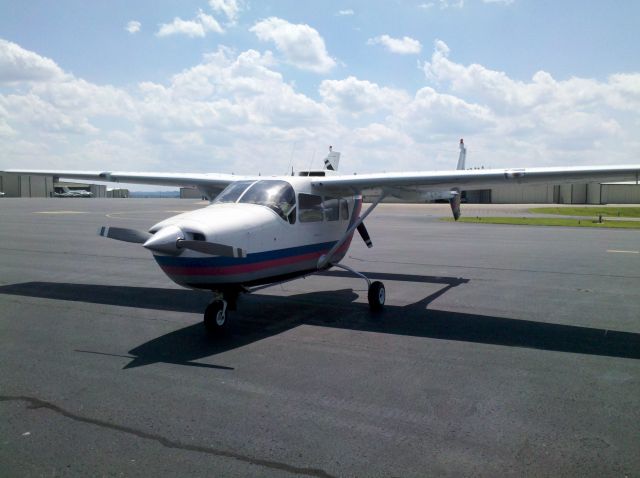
[298,193,323,223]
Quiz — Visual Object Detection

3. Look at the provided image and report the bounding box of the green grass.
[529,206,640,218]
[441,217,640,229]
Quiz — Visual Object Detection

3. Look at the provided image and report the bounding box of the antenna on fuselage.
[286,142,297,176]
[306,149,317,172]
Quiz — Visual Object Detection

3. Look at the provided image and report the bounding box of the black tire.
[204,300,228,335]
[368,281,385,311]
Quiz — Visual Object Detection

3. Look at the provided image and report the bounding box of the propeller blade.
[177,239,247,258]
[357,223,373,248]
[449,190,461,221]
[99,226,152,244]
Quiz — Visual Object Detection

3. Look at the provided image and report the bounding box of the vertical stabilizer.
[456,138,467,170]
[324,146,341,171]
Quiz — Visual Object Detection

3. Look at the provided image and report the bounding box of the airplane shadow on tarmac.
[1,271,639,371]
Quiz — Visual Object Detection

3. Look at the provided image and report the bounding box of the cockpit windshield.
[214,180,296,223]
[214,180,255,204]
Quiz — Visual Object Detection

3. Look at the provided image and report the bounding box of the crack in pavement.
[1,395,335,478]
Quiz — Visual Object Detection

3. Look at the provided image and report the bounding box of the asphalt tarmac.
[1,199,639,477]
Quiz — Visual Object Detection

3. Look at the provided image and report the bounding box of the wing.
[310,165,640,199]
[2,169,254,199]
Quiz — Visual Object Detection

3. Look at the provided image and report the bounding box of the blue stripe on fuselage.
[154,240,337,267]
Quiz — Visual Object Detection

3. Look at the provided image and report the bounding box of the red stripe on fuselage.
[159,238,353,277]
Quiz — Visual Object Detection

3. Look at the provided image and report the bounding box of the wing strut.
[317,194,386,269]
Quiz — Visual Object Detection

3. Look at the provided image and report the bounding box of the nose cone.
[143,225,184,255]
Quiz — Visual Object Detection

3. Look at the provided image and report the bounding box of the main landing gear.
[202,266,385,335]
[333,263,385,311]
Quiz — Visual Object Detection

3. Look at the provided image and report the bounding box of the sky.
[1,0,639,182]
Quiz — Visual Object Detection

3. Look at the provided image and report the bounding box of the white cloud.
[351,123,412,147]
[319,76,410,115]
[250,17,336,73]
[337,9,354,16]
[157,10,223,38]
[0,39,65,84]
[419,39,640,163]
[367,35,422,55]
[125,21,141,34]
[423,39,640,116]
[483,0,514,4]
[439,0,464,8]
[394,87,495,141]
[208,0,243,23]
[1,38,638,177]
[418,3,435,10]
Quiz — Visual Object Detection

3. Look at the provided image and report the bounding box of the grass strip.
[441,217,640,229]
[529,206,640,218]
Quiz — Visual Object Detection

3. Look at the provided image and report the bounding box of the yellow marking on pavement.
[34,211,88,214]
[606,249,639,254]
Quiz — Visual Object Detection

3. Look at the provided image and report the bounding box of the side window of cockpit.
[340,199,349,220]
[298,193,323,222]
[323,197,340,221]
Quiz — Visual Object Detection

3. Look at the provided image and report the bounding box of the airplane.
[4,140,640,335]
[54,186,93,198]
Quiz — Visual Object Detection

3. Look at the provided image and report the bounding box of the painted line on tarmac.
[607,249,639,254]
[34,211,87,214]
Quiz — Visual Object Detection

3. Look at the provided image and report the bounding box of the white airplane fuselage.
[147,176,361,290]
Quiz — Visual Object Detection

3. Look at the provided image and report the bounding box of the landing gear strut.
[333,263,385,311]
[203,287,243,335]
[204,292,229,335]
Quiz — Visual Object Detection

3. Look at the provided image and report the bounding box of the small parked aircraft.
[54,186,93,198]
[5,141,640,334]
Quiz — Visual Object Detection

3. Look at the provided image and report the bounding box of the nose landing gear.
[204,297,228,335]
[203,288,241,335]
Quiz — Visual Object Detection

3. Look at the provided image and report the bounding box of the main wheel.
[204,300,228,335]
[367,281,385,311]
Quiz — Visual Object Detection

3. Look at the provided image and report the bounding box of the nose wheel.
[204,298,228,335]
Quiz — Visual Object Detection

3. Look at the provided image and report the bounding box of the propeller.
[98,226,152,244]
[449,190,461,221]
[357,223,373,248]
[99,225,247,258]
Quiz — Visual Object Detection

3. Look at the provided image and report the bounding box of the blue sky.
[1,0,639,178]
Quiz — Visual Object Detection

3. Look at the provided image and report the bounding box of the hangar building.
[2,172,639,204]
[0,173,112,198]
